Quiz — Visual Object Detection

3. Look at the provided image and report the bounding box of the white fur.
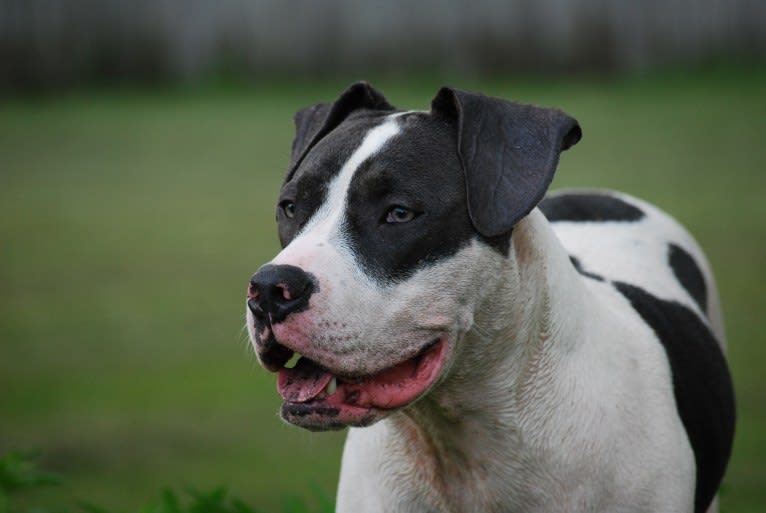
[337,209,700,513]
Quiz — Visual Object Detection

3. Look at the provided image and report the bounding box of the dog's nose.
[248,264,316,324]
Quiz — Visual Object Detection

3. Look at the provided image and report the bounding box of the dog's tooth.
[327,377,337,395]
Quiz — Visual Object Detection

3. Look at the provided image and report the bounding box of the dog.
[245,82,735,513]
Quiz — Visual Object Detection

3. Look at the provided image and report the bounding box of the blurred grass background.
[1,69,765,511]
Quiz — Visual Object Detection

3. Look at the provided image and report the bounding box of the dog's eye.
[385,206,416,224]
[280,201,296,219]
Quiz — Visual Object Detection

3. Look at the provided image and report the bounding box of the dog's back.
[539,189,735,513]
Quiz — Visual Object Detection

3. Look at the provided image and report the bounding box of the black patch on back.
[539,193,645,223]
[614,282,735,513]
[668,243,708,315]
[569,256,604,281]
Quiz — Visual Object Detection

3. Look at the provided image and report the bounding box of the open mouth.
[264,337,448,430]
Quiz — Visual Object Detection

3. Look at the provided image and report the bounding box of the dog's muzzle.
[247,264,317,371]
[245,263,451,430]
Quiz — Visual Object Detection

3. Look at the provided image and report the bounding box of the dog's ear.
[287,81,395,181]
[431,87,581,237]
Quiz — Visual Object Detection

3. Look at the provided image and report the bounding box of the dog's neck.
[387,209,591,509]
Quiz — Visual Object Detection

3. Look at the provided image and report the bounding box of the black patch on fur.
[287,82,395,181]
[277,111,387,247]
[614,282,735,513]
[539,193,645,223]
[344,112,481,281]
[668,243,708,315]
[569,256,604,281]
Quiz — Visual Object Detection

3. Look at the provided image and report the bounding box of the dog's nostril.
[248,282,260,300]
[284,286,294,301]
[274,283,292,301]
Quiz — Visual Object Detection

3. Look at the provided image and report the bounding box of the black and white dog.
[246,82,735,513]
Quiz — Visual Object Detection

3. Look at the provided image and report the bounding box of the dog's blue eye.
[281,201,296,219]
[386,206,415,223]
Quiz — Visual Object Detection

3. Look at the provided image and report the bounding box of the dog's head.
[246,82,580,430]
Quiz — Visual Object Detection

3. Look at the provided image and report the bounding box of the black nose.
[248,264,316,324]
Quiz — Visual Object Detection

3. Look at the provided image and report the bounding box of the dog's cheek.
[456,309,475,334]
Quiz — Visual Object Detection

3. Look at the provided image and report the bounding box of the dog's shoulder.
[540,189,711,321]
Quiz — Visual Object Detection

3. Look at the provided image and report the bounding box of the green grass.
[1,69,765,512]
[0,451,333,513]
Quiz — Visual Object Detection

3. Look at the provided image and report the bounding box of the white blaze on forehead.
[272,116,403,273]
[299,117,402,241]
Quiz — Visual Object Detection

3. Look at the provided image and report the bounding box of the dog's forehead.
[344,112,469,236]
[286,111,460,198]
[349,112,460,187]
[283,111,397,193]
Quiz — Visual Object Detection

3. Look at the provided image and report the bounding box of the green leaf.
[187,487,228,513]
[229,497,261,513]
[0,452,60,493]
[154,488,182,513]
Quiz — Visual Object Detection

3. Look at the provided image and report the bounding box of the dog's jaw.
[244,239,494,431]
[246,290,457,430]
[275,336,450,430]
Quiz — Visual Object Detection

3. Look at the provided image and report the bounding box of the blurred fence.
[1,0,765,89]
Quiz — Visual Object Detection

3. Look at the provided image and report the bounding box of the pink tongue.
[344,342,443,409]
[276,341,447,409]
[277,357,334,403]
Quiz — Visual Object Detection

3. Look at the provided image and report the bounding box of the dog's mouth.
[264,337,448,431]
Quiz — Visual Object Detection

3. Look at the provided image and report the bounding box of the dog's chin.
[258,336,450,431]
[280,400,388,431]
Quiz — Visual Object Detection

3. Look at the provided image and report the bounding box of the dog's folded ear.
[431,87,582,238]
[287,82,395,181]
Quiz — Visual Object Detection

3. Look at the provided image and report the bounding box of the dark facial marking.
[614,281,735,513]
[343,113,480,282]
[668,243,708,315]
[277,112,390,247]
[539,192,645,223]
[569,256,604,281]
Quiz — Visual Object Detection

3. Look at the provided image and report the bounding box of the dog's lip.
[258,329,444,380]
[275,336,449,426]
[276,336,443,385]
